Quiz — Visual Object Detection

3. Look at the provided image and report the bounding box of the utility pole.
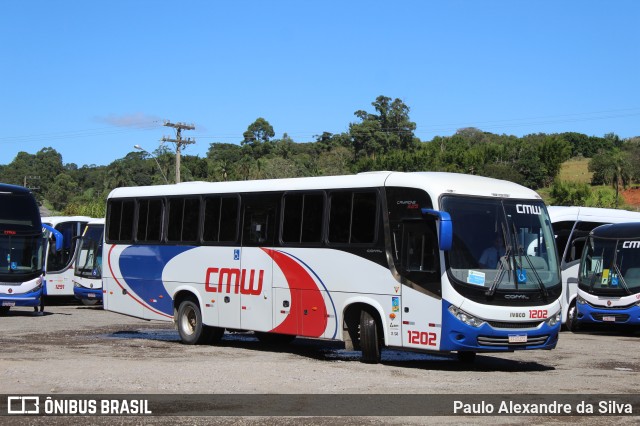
[161,120,195,184]
[23,175,40,191]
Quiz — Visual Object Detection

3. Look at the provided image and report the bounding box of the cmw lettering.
[205,268,263,295]
[516,204,542,215]
[622,241,640,249]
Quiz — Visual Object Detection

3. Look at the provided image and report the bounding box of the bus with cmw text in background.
[0,183,51,314]
[103,172,561,363]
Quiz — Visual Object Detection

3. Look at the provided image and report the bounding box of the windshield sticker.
[611,274,619,287]
[10,262,17,270]
[601,269,610,285]
[467,270,486,286]
[517,268,527,284]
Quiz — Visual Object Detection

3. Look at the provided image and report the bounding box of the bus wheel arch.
[342,302,385,363]
[174,291,222,345]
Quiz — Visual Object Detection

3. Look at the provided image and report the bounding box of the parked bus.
[547,206,640,330]
[41,216,91,297]
[0,184,46,314]
[104,172,562,363]
[73,218,105,305]
[575,222,640,330]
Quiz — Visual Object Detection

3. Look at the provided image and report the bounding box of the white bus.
[42,216,92,297]
[576,222,640,330]
[0,184,47,315]
[104,172,562,363]
[547,206,640,330]
[73,218,105,305]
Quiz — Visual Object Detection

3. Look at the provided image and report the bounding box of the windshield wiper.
[510,222,548,301]
[611,263,633,295]
[486,225,512,297]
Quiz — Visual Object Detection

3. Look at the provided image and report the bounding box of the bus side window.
[242,195,279,247]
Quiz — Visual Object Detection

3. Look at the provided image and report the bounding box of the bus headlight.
[576,295,587,305]
[448,306,485,328]
[545,311,561,327]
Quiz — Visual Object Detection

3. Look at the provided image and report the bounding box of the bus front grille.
[592,313,630,322]
[486,320,543,329]
[477,335,549,346]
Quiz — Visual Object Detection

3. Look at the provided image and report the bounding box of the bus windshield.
[442,196,560,295]
[75,225,103,279]
[579,237,640,296]
[0,235,44,276]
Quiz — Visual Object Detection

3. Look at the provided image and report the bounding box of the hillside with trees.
[1,95,638,216]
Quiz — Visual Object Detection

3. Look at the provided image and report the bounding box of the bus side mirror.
[42,224,64,252]
[421,208,453,251]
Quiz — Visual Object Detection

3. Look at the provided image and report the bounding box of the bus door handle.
[283,300,290,308]
[122,289,127,295]
[224,296,230,303]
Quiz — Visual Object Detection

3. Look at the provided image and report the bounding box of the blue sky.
[1,1,639,167]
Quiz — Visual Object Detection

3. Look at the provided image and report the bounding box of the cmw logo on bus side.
[622,241,640,248]
[516,204,542,215]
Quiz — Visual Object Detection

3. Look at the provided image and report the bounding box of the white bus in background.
[547,206,640,330]
[104,172,562,363]
[73,218,105,305]
[41,216,92,297]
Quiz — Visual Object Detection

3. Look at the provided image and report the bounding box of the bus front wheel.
[176,299,215,345]
[360,309,381,364]
[566,301,580,332]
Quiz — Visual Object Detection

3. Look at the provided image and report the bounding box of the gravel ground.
[1,303,639,425]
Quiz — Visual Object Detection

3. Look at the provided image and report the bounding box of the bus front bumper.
[577,303,640,326]
[0,288,43,308]
[73,287,103,302]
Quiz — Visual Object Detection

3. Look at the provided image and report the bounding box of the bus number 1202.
[407,330,437,346]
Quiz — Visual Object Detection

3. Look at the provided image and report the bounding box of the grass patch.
[559,157,591,183]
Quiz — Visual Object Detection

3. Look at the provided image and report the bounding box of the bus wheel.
[360,309,381,364]
[566,301,580,332]
[81,299,99,306]
[176,298,213,345]
[457,351,476,363]
[255,332,295,345]
[0,306,10,315]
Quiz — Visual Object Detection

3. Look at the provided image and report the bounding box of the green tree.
[550,180,592,206]
[47,173,78,212]
[589,149,631,206]
[349,95,417,160]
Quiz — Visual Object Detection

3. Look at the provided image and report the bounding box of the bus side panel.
[45,269,75,296]
[103,245,144,318]
[401,285,442,351]
[240,247,273,332]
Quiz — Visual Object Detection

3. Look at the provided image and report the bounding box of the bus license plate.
[603,316,616,322]
[508,335,527,343]
[88,293,95,298]
[2,301,15,307]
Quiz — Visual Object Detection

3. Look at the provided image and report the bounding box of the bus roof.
[547,206,640,223]
[590,222,640,239]
[107,172,541,201]
[0,183,33,195]
[41,216,94,226]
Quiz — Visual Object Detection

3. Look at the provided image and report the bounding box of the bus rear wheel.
[360,309,381,364]
[176,298,216,345]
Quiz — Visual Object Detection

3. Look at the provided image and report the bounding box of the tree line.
[1,95,638,216]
